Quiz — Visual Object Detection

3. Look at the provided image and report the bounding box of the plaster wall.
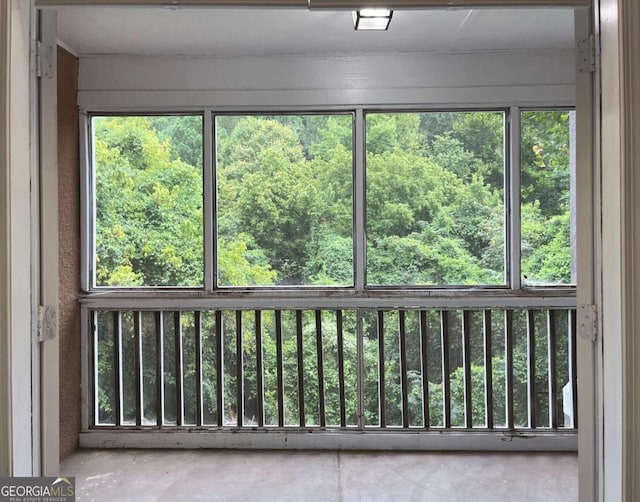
[58,46,80,462]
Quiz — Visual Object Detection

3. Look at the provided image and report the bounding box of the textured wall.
[57,46,80,462]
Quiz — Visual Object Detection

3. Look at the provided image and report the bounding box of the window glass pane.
[93,115,204,287]
[365,111,506,286]
[216,114,354,287]
[521,110,575,286]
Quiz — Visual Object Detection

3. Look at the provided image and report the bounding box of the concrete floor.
[61,450,578,501]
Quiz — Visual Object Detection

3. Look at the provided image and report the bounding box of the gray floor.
[61,450,578,502]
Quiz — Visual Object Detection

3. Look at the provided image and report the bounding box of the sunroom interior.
[44,1,592,499]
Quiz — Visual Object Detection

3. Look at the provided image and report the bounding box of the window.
[365,111,505,286]
[92,115,204,287]
[520,110,575,286]
[88,108,574,292]
[215,114,354,287]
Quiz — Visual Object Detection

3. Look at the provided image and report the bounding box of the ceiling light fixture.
[352,8,393,31]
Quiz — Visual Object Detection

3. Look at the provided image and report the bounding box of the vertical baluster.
[505,310,515,430]
[275,310,284,427]
[155,311,164,427]
[336,310,346,428]
[548,310,558,429]
[356,310,365,430]
[569,309,578,428]
[296,310,305,427]
[215,311,223,427]
[134,311,143,427]
[174,311,184,427]
[236,310,243,427]
[315,310,326,428]
[399,310,409,429]
[378,310,386,428]
[113,311,122,427]
[92,312,99,426]
[462,311,473,428]
[441,310,451,429]
[195,311,203,427]
[255,310,264,428]
[420,310,429,429]
[527,310,537,429]
[484,310,494,430]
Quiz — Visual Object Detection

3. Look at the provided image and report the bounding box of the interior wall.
[0,0,12,478]
[57,45,80,462]
[9,0,35,477]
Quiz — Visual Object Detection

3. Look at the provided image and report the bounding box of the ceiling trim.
[36,0,589,8]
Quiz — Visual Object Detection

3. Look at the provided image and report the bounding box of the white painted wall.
[5,0,35,477]
[77,49,576,109]
[0,0,12,479]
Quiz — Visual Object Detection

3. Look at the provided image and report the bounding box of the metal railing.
[88,306,577,433]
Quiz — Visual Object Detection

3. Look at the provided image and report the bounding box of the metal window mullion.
[79,113,92,291]
[275,310,285,427]
[90,116,98,289]
[547,310,558,429]
[420,310,430,429]
[236,310,244,427]
[315,310,326,428]
[336,310,346,428]
[134,311,143,427]
[174,311,184,427]
[204,110,214,292]
[399,310,409,428]
[483,310,494,430]
[509,107,522,290]
[354,109,366,290]
[155,311,164,427]
[527,309,537,429]
[255,310,264,427]
[462,310,473,428]
[113,311,123,427]
[195,311,203,427]
[441,310,451,429]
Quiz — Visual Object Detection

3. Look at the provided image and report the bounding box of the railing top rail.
[80,291,576,310]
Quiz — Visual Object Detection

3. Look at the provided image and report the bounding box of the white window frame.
[80,104,576,310]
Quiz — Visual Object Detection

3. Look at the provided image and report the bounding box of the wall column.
[600,0,640,499]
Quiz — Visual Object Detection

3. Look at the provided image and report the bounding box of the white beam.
[0,0,12,478]
[34,0,589,8]
[5,0,37,477]
[79,430,578,451]
[38,8,60,477]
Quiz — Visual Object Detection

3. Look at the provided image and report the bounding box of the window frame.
[81,105,577,303]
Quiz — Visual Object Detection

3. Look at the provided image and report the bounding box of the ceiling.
[56,6,575,58]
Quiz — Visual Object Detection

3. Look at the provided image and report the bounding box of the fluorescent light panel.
[352,8,393,30]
